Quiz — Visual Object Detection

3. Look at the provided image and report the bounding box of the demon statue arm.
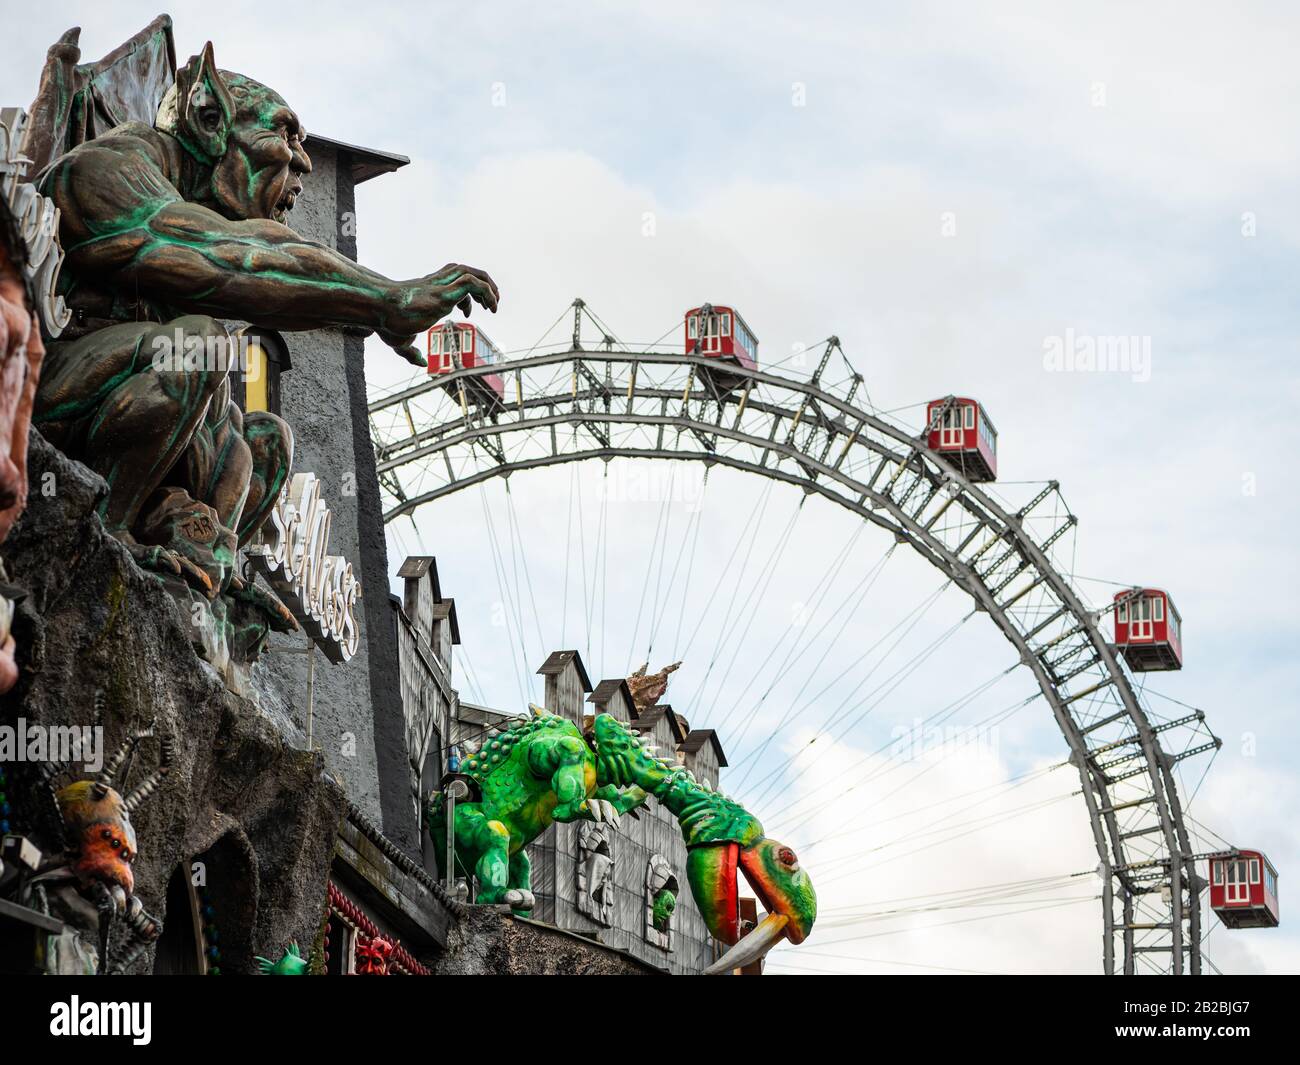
[44,129,497,357]
[426,708,815,973]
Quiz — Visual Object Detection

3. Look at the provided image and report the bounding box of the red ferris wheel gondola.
[924,396,997,482]
[1113,588,1183,671]
[684,303,758,397]
[1208,850,1279,929]
[426,322,505,409]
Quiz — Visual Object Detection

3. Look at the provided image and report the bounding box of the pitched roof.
[632,704,686,745]
[536,650,592,692]
[588,678,634,713]
[397,556,442,598]
[309,133,410,185]
[678,729,728,768]
[431,598,461,645]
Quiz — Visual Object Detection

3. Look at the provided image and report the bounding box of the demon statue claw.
[20,707,172,974]
[23,27,498,659]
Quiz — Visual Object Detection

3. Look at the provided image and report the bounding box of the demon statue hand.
[31,43,498,619]
[426,707,816,974]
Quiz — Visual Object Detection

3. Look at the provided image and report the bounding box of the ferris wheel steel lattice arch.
[368,341,1216,976]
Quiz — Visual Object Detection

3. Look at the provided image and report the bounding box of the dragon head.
[689,836,817,974]
[591,711,816,973]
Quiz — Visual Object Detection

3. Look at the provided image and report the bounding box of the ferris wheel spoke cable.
[683,496,806,721]
[710,523,875,737]
[769,683,1041,836]
[560,464,576,647]
[730,577,954,782]
[720,537,895,766]
[635,465,682,666]
[802,728,1062,854]
[739,588,967,807]
[665,474,710,661]
[801,749,1064,855]
[818,885,1100,927]
[800,895,1099,952]
[456,646,488,707]
[1179,745,1220,814]
[811,791,1078,878]
[574,464,592,665]
[579,302,630,352]
[683,496,807,721]
[646,468,713,661]
[1183,809,1233,851]
[645,495,703,661]
[800,759,1063,846]
[800,586,963,741]
[486,488,534,704]
[505,486,548,669]
[674,482,779,706]
[764,957,1002,975]
[477,486,530,708]
[815,870,1089,914]
[622,464,677,671]
[671,479,774,664]
[813,793,1082,890]
[597,483,609,675]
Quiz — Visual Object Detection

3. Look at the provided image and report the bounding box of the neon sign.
[248,473,361,663]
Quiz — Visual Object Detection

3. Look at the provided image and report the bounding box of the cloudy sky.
[6,1,1297,974]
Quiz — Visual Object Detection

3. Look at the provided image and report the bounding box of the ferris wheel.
[367,298,1276,974]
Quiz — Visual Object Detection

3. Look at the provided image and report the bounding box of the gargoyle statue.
[26,30,497,636]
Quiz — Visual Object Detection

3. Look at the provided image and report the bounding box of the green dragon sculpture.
[427,708,816,973]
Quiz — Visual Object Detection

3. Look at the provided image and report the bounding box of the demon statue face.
[156,48,311,225]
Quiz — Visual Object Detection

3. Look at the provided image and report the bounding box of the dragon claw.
[586,798,620,824]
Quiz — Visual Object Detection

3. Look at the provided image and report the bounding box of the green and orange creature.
[25,713,172,973]
[427,708,815,973]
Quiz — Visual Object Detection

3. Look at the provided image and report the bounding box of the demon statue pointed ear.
[171,43,234,163]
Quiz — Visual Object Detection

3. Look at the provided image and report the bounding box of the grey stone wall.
[251,143,406,847]
[2,434,347,973]
[433,907,656,976]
